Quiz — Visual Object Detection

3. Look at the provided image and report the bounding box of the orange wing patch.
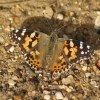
[63,40,78,62]
[28,51,42,68]
[68,46,78,61]
[32,40,38,47]
[22,32,40,52]
[63,47,69,55]
[69,40,74,47]
[22,35,32,51]
[49,57,67,72]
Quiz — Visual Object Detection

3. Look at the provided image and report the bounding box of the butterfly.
[10,29,94,74]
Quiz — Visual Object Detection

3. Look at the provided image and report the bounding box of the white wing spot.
[14,33,16,36]
[23,29,26,31]
[15,29,19,33]
[15,36,17,38]
[30,32,35,38]
[21,32,25,36]
[81,51,84,54]
[18,37,21,40]
[87,50,89,52]
[80,42,83,49]
[87,45,90,49]
[21,29,26,36]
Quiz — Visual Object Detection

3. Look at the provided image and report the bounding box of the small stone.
[55,92,64,99]
[62,75,75,85]
[0,36,4,44]
[8,79,16,87]
[94,16,100,29]
[59,85,66,90]
[66,87,72,92]
[85,72,91,77]
[9,46,14,52]
[43,6,53,18]
[90,80,96,85]
[13,16,20,23]
[49,84,59,90]
[43,90,50,95]
[12,75,18,81]
[82,66,87,71]
[96,11,100,15]
[70,12,74,17]
[28,91,32,96]
[8,68,15,73]
[14,95,21,100]
[44,94,50,100]
[57,13,64,20]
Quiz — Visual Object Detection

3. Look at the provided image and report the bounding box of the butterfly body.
[10,29,93,74]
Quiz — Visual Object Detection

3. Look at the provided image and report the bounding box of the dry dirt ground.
[0,0,100,100]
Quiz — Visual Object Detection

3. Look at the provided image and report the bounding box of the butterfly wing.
[48,39,94,72]
[10,29,50,69]
[10,29,94,72]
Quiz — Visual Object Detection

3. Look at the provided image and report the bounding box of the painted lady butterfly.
[10,29,93,76]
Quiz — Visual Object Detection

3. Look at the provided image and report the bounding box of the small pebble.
[13,16,20,23]
[94,16,100,29]
[44,94,50,100]
[43,90,50,95]
[43,6,53,18]
[85,72,91,77]
[0,36,4,44]
[82,66,87,71]
[66,87,72,92]
[12,75,18,81]
[28,91,32,96]
[55,92,64,99]
[62,75,75,85]
[57,13,64,20]
[9,46,14,52]
[96,11,100,15]
[8,79,16,87]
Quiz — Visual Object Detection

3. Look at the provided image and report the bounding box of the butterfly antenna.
[56,23,68,32]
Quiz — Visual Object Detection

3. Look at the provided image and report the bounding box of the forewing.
[10,29,49,69]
